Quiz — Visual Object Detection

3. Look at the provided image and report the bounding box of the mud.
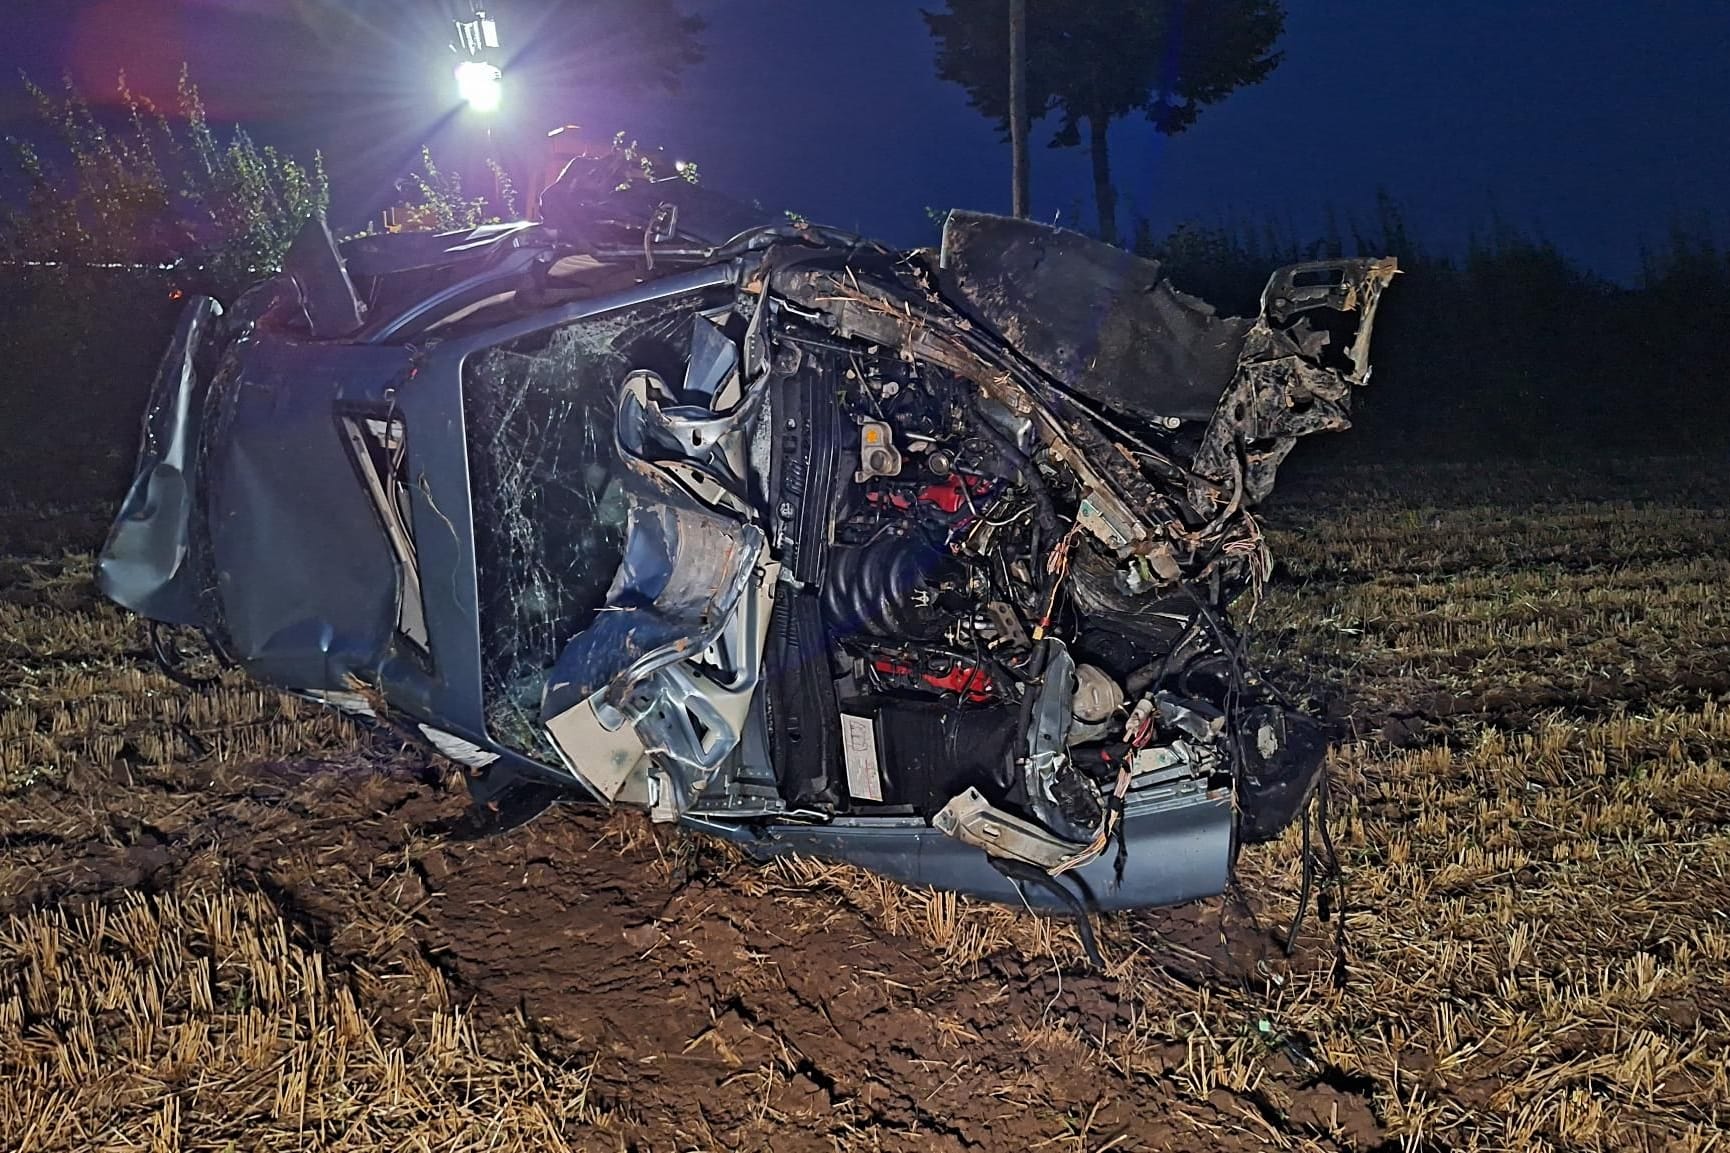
[4,719,1384,1153]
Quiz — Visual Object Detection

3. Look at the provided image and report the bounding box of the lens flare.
[454,60,502,112]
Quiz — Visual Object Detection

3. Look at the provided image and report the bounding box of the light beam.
[454,59,501,112]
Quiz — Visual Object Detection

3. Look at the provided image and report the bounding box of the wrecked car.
[98,157,1395,915]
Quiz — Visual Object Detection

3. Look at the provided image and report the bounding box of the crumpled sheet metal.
[772,263,1162,560]
[937,211,1250,422]
[1194,258,1398,505]
[539,497,762,722]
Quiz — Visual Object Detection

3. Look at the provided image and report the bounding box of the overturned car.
[99,160,1394,914]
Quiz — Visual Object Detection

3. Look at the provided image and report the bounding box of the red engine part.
[916,473,995,514]
[922,663,995,701]
[872,656,996,703]
[864,489,915,510]
[919,475,968,514]
[862,474,995,516]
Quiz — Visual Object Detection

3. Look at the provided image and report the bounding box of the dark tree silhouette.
[925,0,1053,219]
[925,0,1284,244]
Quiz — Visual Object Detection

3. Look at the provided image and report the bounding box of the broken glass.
[462,293,717,758]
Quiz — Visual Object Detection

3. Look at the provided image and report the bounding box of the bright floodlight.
[455,60,502,112]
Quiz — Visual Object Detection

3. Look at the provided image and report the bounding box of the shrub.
[0,70,327,505]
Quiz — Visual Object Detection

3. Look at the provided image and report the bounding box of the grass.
[0,887,610,1150]
[0,552,368,791]
[1,461,1728,1150]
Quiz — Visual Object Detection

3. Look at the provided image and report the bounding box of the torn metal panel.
[1193,257,1399,504]
[545,691,651,801]
[542,499,760,691]
[938,211,1251,422]
[1262,258,1397,383]
[934,787,1076,869]
[418,724,501,770]
[282,214,365,338]
[540,503,772,809]
[682,313,740,404]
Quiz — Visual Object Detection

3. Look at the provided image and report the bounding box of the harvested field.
[2,462,1727,1151]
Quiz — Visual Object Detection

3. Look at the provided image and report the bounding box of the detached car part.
[99,159,1394,912]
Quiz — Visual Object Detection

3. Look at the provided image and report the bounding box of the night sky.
[4,1,1726,283]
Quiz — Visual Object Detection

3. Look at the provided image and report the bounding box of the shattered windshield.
[462,297,709,757]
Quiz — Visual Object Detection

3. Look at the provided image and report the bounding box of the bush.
[0,71,327,507]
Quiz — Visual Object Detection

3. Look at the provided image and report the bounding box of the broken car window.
[461,297,710,757]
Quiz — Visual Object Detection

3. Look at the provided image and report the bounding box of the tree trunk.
[1088,113,1117,245]
[1008,0,1029,218]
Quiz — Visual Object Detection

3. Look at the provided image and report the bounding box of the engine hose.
[821,533,946,638]
[1006,637,1052,796]
[972,414,1062,546]
[971,411,1070,640]
[1123,661,1161,702]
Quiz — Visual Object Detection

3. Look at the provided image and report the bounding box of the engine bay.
[473,209,1394,883]
[758,327,1304,873]
[646,219,1397,874]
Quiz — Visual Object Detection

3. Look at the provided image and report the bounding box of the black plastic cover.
[282,214,365,338]
[1235,704,1330,842]
[870,700,1018,813]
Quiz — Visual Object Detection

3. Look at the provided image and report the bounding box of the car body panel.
[694,785,1233,912]
[97,296,225,627]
